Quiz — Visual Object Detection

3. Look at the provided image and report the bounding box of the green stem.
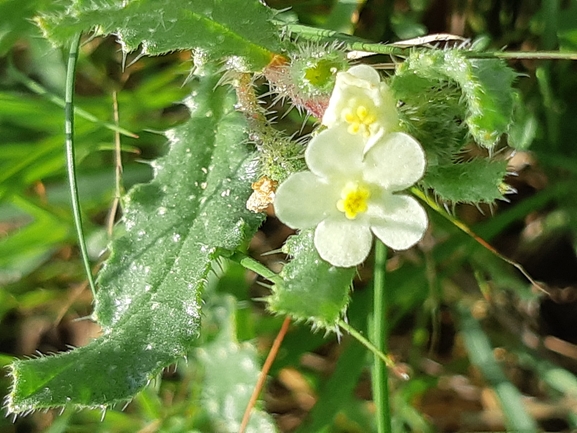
[466,50,577,60]
[281,22,411,56]
[227,251,284,287]
[372,240,391,433]
[229,251,403,379]
[338,320,397,370]
[65,33,97,298]
[283,22,577,60]
[411,187,547,294]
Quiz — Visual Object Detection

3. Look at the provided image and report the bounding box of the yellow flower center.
[337,182,370,220]
[342,102,377,137]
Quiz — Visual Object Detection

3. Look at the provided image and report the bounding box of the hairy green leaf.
[395,82,468,166]
[268,230,354,329]
[422,159,509,204]
[395,50,516,148]
[36,0,282,71]
[8,74,263,413]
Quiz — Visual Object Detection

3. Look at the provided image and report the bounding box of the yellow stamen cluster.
[337,182,370,220]
[342,103,377,137]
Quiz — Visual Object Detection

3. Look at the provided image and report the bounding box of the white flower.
[322,64,399,150]
[274,124,428,267]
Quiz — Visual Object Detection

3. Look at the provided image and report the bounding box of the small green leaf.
[268,230,355,328]
[421,159,509,204]
[36,0,282,71]
[8,74,263,412]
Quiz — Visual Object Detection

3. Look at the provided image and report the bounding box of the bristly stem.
[373,240,391,433]
[65,33,97,298]
[283,22,577,61]
[338,320,398,370]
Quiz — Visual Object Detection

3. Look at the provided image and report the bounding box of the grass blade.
[65,32,96,297]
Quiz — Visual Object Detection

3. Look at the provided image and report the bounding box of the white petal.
[322,66,381,127]
[274,171,336,229]
[321,77,348,127]
[364,127,386,154]
[373,82,400,133]
[306,124,364,179]
[363,132,425,191]
[322,63,400,144]
[370,194,428,250]
[321,100,340,127]
[346,64,381,85]
[314,218,373,267]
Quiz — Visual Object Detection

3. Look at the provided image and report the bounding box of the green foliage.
[295,339,367,432]
[294,288,372,432]
[558,1,577,51]
[289,45,349,97]
[392,49,517,204]
[395,82,467,166]
[8,74,263,412]
[421,159,509,204]
[507,91,538,150]
[459,305,539,433]
[394,49,516,148]
[197,294,276,432]
[0,0,47,55]
[0,195,70,285]
[36,0,282,71]
[3,1,577,431]
[257,127,306,183]
[268,230,355,329]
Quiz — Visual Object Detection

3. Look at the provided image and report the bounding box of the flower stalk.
[372,240,392,433]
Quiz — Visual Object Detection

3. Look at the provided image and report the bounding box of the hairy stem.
[283,22,577,60]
